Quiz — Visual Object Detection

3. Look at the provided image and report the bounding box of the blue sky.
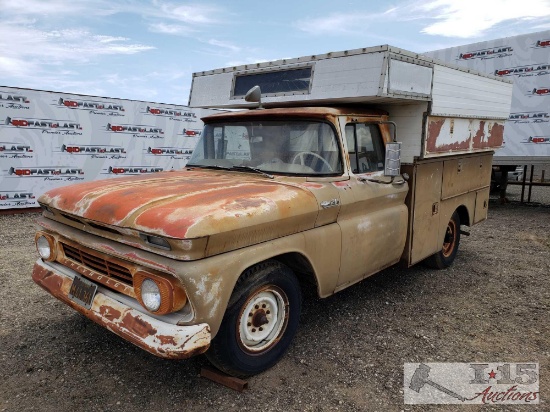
[2,0,550,105]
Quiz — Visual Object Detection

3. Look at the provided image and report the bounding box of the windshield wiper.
[186,164,230,170]
[232,166,274,179]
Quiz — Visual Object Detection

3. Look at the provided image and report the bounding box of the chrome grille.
[61,243,133,285]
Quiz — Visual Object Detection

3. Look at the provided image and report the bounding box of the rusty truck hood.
[39,169,320,243]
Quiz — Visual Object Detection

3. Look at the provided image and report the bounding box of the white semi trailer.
[425,30,550,199]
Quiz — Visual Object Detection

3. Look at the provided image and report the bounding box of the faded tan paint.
[402,152,492,266]
[474,188,490,224]
[441,153,492,200]
[333,115,409,288]
[34,214,342,337]
[408,161,443,265]
[31,105,498,361]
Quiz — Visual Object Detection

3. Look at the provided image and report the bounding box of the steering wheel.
[292,152,333,172]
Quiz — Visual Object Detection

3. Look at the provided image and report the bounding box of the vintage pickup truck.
[32,45,513,377]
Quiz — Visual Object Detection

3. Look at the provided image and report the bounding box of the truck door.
[335,119,409,290]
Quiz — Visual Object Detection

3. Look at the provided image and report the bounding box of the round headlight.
[141,279,161,312]
[36,235,51,260]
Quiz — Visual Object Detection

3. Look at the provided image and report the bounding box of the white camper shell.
[189,45,513,163]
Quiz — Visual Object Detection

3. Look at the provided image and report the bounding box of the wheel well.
[455,205,470,226]
[271,252,318,289]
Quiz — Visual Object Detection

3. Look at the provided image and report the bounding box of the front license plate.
[68,275,97,310]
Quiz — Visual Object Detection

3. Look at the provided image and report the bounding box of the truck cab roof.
[202,106,389,123]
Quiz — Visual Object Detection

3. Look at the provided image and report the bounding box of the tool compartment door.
[408,161,443,265]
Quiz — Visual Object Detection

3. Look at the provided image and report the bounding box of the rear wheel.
[425,211,461,269]
[205,260,301,378]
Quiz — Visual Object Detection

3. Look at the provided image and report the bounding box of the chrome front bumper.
[32,259,211,359]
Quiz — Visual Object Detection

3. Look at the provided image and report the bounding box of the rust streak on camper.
[472,121,487,148]
[426,118,446,153]
[488,122,504,147]
[426,118,471,153]
[472,121,504,149]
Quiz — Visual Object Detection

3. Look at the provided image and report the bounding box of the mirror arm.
[375,121,397,142]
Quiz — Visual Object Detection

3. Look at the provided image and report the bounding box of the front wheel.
[205,260,301,378]
[425,211,461,269]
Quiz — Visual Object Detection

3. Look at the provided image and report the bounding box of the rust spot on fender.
[121,313,157,338]
[333,181,350,188]
[223,197,267,211]
[301,182,324,189]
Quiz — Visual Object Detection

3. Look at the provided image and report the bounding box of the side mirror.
[244,86,263,109]
[384,142,401,176]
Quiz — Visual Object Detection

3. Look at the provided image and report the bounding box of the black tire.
[205,260,301,378]
[425,211,461,269]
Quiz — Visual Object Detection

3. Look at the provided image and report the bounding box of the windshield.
[188,120,343,176]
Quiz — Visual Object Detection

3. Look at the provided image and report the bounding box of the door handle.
[320,199,340,209]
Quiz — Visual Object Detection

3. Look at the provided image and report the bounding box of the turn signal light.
[134,271,187,315]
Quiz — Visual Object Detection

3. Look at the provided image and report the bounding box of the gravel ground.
[0,190,549,411]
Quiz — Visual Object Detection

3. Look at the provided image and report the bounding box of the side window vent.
[233,66,313,98]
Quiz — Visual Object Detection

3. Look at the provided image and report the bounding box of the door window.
[345,123,385,174]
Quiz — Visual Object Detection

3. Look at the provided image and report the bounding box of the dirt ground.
[1,192,549,411]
